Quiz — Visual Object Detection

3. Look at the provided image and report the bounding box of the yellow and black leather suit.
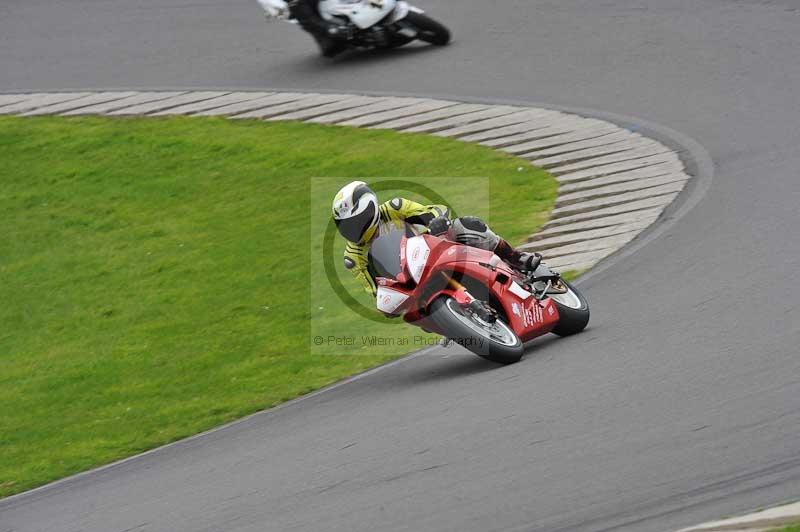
[343,198,448,295]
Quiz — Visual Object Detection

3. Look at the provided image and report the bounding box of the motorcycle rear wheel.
[429,296,523,364]
[549,280,590,336]
[404,12,451,46]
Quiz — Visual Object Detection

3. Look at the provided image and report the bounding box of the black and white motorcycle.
[258,0,451,52]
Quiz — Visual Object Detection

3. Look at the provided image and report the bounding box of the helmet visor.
[335,201,377,243]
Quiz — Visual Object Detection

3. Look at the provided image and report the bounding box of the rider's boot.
[495,240,541,272]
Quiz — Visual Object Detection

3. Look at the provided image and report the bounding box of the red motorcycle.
[369,223,590,364]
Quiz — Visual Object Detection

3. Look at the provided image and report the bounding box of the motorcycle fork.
[444,273,499,323]
[443,273,475,306]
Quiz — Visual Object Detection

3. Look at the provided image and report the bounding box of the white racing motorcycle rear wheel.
[403,11,451,46]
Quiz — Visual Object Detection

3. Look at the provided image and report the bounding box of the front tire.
[549,280,590,336]
[404,12,451,46]
[429,296,523,364]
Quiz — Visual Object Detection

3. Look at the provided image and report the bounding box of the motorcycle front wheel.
[404,12,451,46]
[429,296,523,364]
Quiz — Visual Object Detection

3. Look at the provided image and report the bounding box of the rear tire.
[429,296,523,364]
[404,12,451,46]
[549,281,590,337]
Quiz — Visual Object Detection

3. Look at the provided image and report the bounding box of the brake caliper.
[468,300,498,324]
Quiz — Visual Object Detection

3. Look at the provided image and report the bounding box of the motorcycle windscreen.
[367,223,415,279]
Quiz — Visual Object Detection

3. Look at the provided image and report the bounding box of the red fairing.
[386,233,559,342]
[499,289,559,342]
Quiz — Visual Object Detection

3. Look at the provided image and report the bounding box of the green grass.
[0,115,556,497]
[559,270,584,282]
[771,523,800,532]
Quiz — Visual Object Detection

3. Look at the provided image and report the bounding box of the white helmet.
[332,181,380,244]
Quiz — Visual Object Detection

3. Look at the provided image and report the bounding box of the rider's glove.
[428,216,451,236]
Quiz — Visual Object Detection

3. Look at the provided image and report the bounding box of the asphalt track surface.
[2,1,800,531]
